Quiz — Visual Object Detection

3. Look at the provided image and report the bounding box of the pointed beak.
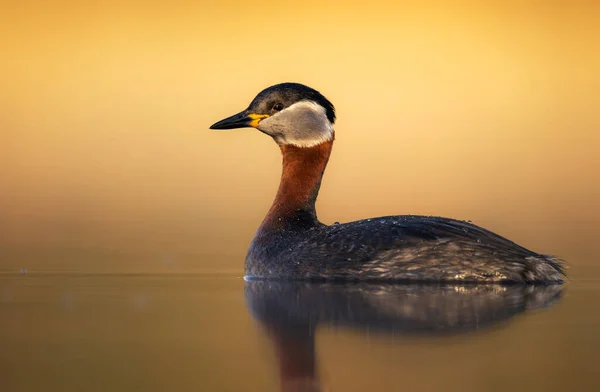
[209,110,269,130]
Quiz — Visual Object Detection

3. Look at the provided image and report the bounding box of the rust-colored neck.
[259,138,334,232]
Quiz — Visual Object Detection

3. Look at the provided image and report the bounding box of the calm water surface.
[2,265,600,392]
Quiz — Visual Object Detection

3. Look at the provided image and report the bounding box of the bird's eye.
[273,103,284,112]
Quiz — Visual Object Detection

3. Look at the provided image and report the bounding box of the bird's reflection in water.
[245,282,563,392]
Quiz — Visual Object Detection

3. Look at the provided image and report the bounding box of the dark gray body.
[246,215,566,283]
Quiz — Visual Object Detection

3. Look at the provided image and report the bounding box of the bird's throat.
[259,138,334,232]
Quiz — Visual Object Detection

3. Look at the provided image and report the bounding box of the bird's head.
[210,83,336,147]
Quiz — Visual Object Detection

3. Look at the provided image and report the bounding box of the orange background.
[1,1,599,272]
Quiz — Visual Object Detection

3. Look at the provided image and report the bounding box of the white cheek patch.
[257,100,334,147]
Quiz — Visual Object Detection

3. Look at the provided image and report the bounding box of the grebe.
[210,83,565,283]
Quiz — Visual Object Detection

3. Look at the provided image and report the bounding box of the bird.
[210,82,565,283]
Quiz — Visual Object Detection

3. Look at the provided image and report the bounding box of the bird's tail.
[524,254,567,283]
